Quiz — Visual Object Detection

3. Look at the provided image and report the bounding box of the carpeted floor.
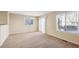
[1,32,79,48]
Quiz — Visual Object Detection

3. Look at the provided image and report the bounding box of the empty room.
[0,11,79,48]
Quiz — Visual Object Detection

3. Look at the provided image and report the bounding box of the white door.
[39,16,46,33]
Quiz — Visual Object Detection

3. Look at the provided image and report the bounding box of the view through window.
[56,11,79,34]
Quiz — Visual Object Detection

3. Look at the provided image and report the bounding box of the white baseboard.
[46,33,79,45]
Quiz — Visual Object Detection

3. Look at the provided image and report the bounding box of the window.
[24,17,33,25]
[56,11,79,34]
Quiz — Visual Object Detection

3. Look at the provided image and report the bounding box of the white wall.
[0,25,9,46]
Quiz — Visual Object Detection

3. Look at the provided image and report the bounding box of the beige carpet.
[1,32,79,48]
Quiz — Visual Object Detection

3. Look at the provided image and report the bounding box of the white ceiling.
[9,11,51,16]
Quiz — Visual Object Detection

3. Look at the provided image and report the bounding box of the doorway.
[39,16,46,33]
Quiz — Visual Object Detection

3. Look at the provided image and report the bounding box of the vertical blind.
[56,11,79,34]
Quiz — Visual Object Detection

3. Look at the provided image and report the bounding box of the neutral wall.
[46,12,79,45]
[9,13,38,34]
[0,11,8,25]
[0,11,9,46]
